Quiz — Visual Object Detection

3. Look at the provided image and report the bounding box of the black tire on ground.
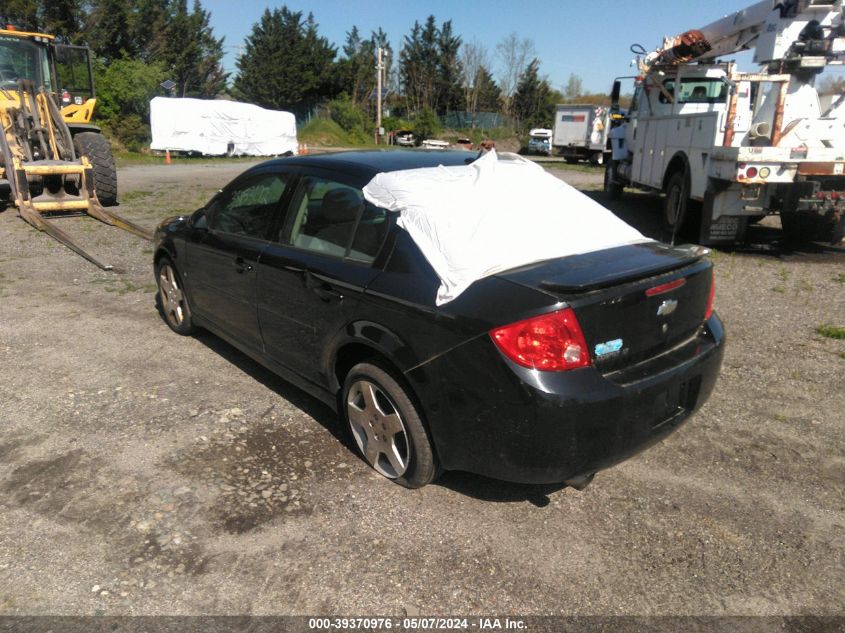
[73,132,118,206]
[664,170,690,242]
[342,362,439,488]
[781,211,845,245]
[155,256,197,336]
[564,157,579,165]
[604,161,624,200]
[589,151,604,166]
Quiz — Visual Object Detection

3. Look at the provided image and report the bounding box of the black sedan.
[153,150,724,489]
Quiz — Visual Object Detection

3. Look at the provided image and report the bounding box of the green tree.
[157,0,226,97]
[93,56,165,149]
[234,7,336,112]
[474,66,502,112]
[85,0,136,59]
[512,58,556,131]
[1,0,82,39]
[399,15,463,116]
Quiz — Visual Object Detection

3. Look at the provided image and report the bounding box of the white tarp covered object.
[149,97,298,156]
[363,150,650,305]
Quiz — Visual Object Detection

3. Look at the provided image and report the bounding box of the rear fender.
[324,322,419,394]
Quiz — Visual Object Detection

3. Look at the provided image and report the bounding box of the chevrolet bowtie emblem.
[657,299,678,316]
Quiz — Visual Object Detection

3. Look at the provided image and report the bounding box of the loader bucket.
[0,82,152,270]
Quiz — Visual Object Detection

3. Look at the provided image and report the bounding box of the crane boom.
[641,0,845,71]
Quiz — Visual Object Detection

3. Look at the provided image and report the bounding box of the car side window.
[207,172,290,239]
[281,176,388,263]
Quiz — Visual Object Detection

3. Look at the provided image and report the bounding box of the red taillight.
[490,307,591,372]
[746,166,758,178]
[705,269,716,320]
[816,191,827,200]
[646,277,686,296]
[831,191,840,200]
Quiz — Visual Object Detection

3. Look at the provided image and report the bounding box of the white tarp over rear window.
[149,97,298,156]
[363,150,650,305]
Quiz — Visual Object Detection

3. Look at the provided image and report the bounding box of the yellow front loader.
[0,27,151,270]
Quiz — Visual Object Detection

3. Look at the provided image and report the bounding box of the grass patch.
[542,161,604,174]
[772,285,786,293]
[115,152,261,167]
[835,273,845,284]
[816,324,845,340]
[121,190,155,203]
[299,118,374,147]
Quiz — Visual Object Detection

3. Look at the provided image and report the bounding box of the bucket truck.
[605,0,845,245]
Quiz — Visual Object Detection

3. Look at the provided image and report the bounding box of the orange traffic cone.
[165,149,171,164]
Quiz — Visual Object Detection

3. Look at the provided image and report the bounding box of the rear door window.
[280,175,389,263]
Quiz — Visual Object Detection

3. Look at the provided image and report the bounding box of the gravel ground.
[0,159,843,618]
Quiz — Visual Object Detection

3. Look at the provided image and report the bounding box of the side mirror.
[190,208,208,230]
[610,80,622,114]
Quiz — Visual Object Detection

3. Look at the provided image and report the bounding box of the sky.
[204,0,845,94]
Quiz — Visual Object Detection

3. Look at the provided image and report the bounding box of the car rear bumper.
[408,314,725,485]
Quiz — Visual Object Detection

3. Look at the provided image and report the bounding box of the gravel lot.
[0,158,843,618]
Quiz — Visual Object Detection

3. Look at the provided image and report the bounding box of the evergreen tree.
[234,7,336,112]
[512,58,555,130]
[85,0,135,59]
[474,66,502,112]
[157,0,226,97]
[1,0,82,39]
[436,20,462,114]
[399,15,462,116]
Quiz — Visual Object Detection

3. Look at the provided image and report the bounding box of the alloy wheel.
[346,380,410,479]
[158,263,187,327]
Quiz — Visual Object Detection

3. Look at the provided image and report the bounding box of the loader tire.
[73,132,118,207]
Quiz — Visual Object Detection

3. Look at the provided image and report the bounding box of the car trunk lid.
[496,242,712,373]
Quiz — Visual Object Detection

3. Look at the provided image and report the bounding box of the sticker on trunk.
[595,338,623,357]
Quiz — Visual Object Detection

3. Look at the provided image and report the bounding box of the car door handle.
[311,285,344,303]
[303,271,343,303]
[233,257,253,274]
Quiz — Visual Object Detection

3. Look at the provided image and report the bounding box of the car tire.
[73,132,118,207]
[343,362,438,488]
[155,256,196,335]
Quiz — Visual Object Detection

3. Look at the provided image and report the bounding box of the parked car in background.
[153,150,724,489]
[527,128,552,156]
[420,139,450,149]
[392,130,417,147]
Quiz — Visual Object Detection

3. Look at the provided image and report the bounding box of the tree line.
[2,1,608,147]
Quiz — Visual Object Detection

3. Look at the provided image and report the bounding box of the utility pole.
[376,47,384,144]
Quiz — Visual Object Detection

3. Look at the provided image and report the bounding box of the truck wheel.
[73,132,118,207]
[664,171,690,241]
[781,211,845,245]
[589,151,604,166]
[564,157,579,165]
[604,162,623,200]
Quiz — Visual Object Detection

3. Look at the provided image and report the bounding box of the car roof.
[256,149,474,180]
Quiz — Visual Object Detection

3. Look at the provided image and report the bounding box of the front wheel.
[604,162,624,200]
[73,132,118,206]
[155,256,196,335]
[343,362,438,488]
